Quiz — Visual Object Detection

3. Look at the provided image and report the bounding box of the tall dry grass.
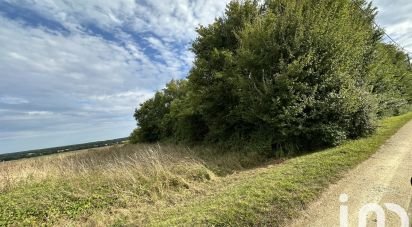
[0,143,267,225]
[0,144,215,194]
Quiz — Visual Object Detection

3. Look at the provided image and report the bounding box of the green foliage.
[0,180,118,226]
[131,80,188,142]
[132,0,412,152]
[367,43,412,116]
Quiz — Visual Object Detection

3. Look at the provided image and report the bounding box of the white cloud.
[86,90,154,114]
[89,90,153,102]
[0,15,166,102]
[385,20,412,35]
[0,110,55,121]
[130,0,230,42]
[4,0,230,42]
[372,0,412,54]
[27,111,54,116]
[0,96,29,105]
[0,0,231,152]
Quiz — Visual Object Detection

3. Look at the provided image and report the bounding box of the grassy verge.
[0,146,216,226]
[0,112,411,226]
[149,112,412,226]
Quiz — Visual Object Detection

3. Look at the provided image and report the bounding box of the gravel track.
[291,120,412,227]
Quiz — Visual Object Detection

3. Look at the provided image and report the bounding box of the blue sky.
[0,0,411,154]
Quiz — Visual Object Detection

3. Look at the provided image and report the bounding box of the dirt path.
[290,120,412,227]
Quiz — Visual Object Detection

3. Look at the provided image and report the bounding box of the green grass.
[0,180,118,225]
[1,112,411,226]
[149,112,412,226]
[0,146,215,226]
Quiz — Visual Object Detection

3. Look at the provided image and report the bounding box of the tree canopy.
[131,0,412,154]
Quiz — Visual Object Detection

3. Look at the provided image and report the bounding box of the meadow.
[1,112,411,226]
[0,138,128,162]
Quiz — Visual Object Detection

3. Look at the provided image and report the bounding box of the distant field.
[0,138,128,162]
[1,113,412,226]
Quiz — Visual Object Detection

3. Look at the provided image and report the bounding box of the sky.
[0,0,411,154]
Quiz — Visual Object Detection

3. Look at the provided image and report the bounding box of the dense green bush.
[131,0,412,154]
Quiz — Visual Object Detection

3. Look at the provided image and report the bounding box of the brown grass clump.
[0,143,221,226]
[0,144,216,193]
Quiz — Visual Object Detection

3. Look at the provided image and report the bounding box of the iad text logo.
[339,194,409,227]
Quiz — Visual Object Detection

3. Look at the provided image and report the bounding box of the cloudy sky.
[0,0,411,154]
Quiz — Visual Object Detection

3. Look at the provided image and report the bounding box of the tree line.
[130,0,412,154]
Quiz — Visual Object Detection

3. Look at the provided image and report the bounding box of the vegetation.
[131,0,412,153]
[3,0,412,226]
[151,112,412,226]
[1,112,411,226]
[0,138,128,162]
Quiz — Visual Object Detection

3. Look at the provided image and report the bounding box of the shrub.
[132,0,412,153]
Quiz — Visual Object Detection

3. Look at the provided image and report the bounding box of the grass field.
[0,138,128,162]
[1,112,412,226]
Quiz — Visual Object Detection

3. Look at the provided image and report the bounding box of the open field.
[1,112,412,226]
[0,138,128,162]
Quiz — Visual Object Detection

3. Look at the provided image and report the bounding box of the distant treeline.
[0,138,128,162]
[130,0,412,154]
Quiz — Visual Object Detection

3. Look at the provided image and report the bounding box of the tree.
[131,80,187,142]
[131,0,412,153]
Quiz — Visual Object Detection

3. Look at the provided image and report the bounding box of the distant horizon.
[0,136,129,156]
[0,136,128,155]
[0,124,133,154]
